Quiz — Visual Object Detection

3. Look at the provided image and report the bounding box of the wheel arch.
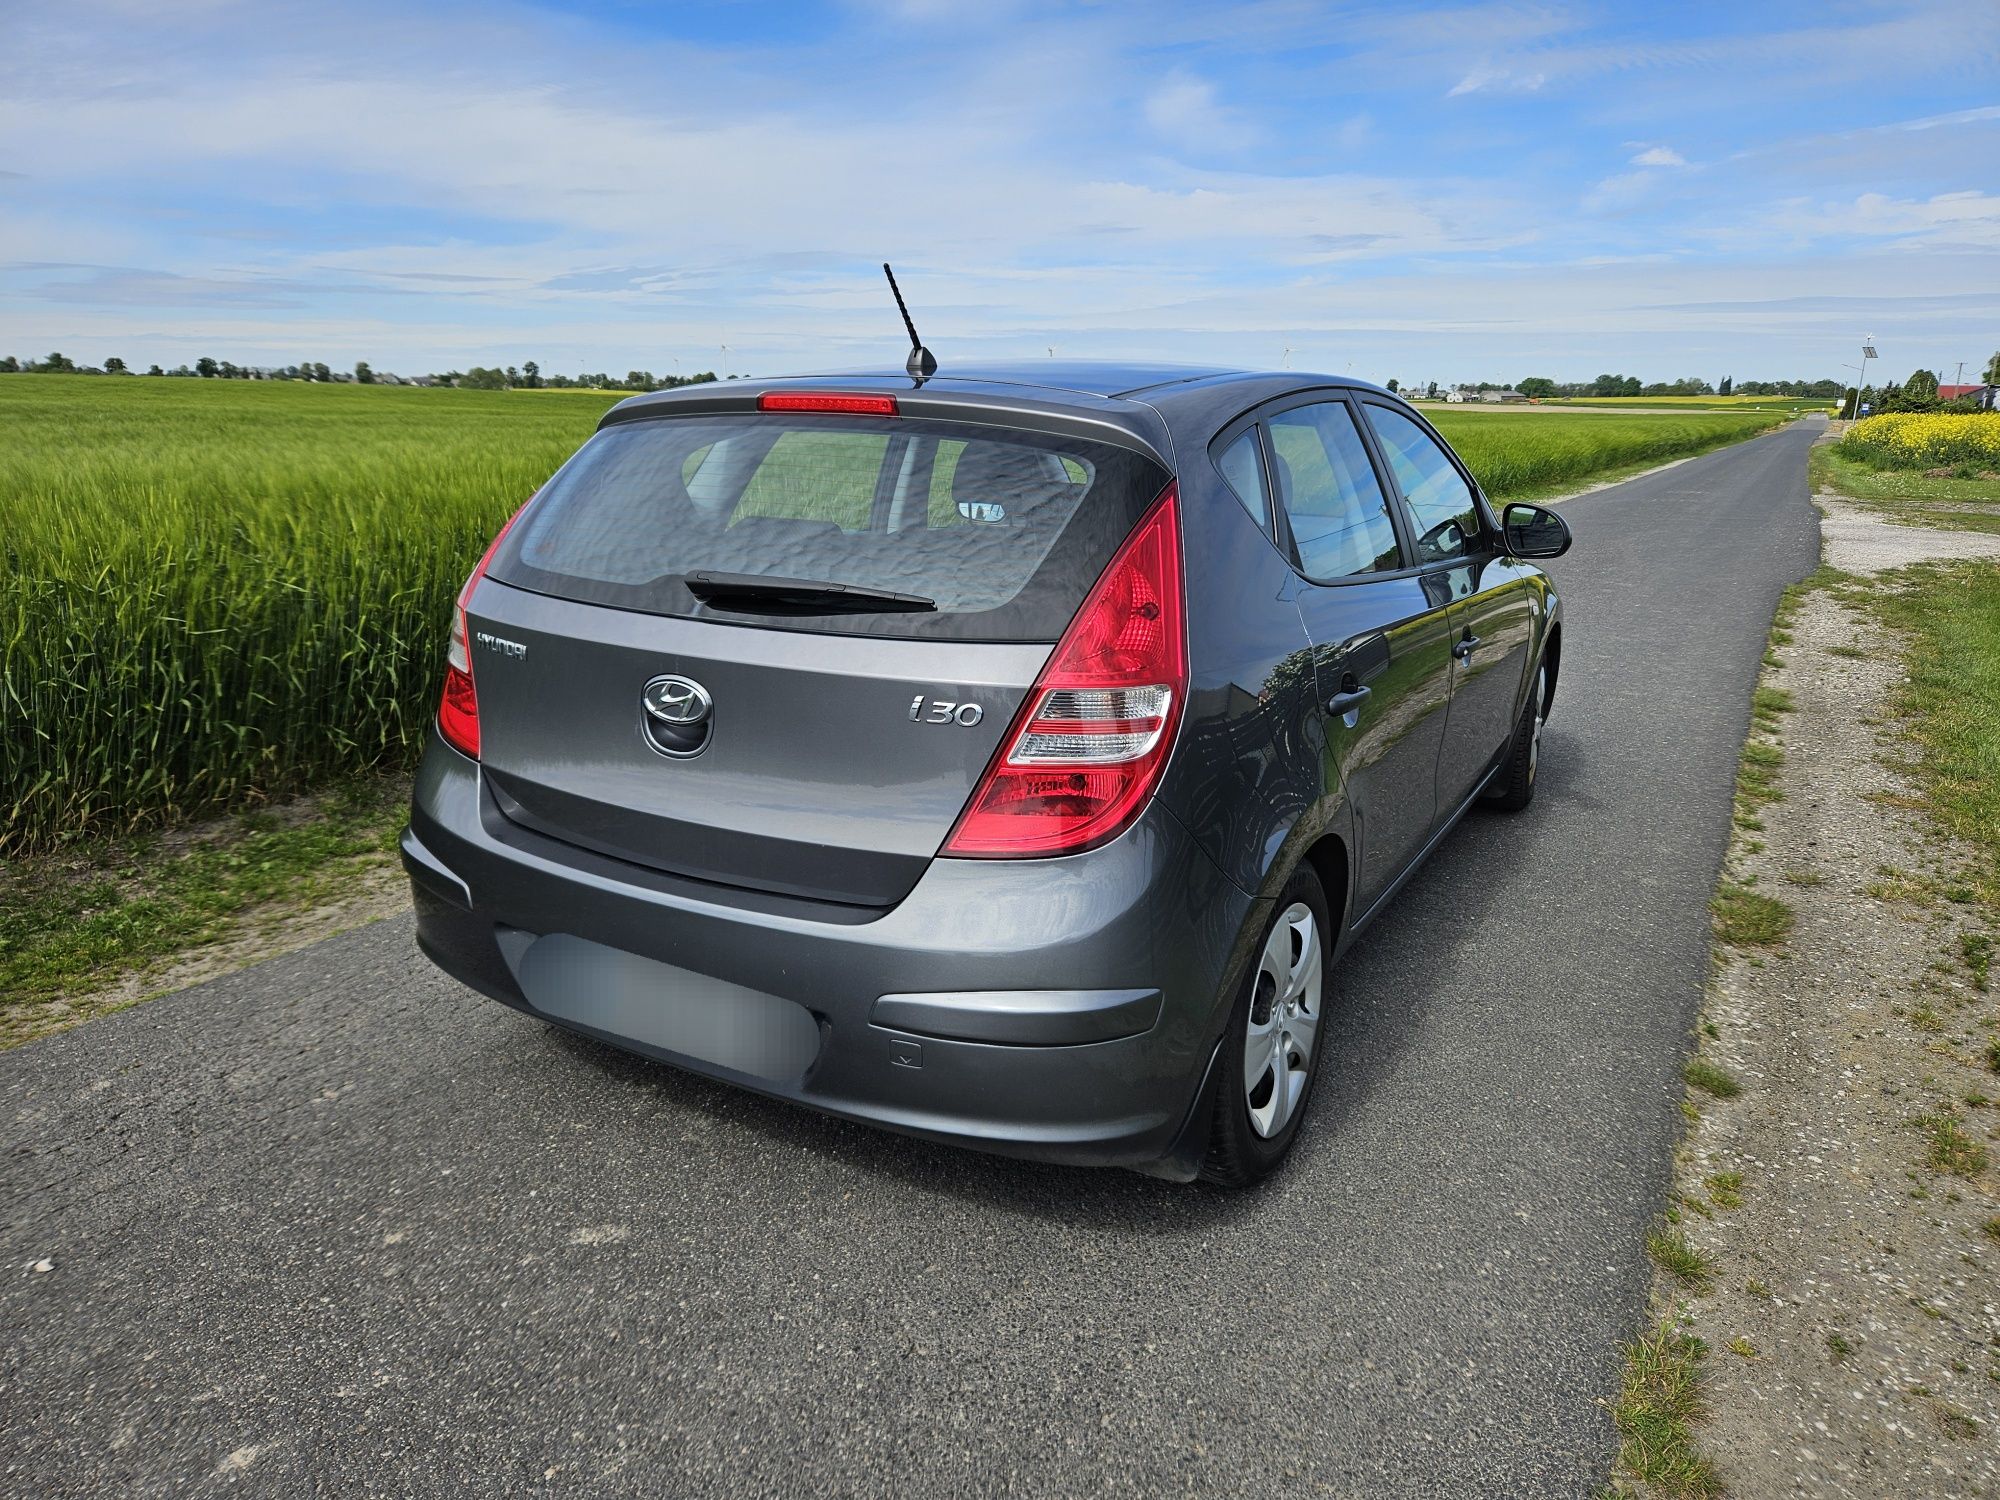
[1208,817,1352,1045]
[1300,831,1352,946]
[1541,620,1562,717]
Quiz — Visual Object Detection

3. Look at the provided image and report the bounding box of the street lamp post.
[1849,336,1877,419]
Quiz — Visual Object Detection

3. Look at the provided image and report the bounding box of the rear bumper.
[403,731,1261,1172]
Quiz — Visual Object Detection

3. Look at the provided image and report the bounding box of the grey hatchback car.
[403,363,1569,1185]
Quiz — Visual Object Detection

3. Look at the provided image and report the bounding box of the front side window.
[1363,405,1482,565]
[1266,402,1403,579]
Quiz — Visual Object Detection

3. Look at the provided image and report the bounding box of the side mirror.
[1502,502,1571,560]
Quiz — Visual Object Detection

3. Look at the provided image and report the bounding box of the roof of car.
[764,360,1369,400]
[818,361,1245,398]
[619,361,1372,404]
[604,362,1395,458]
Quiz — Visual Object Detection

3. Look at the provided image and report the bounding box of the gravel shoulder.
[1641,497,2000,1496]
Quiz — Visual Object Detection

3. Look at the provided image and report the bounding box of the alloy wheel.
[1243,901,1322,1138]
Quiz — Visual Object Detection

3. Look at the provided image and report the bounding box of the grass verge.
[0,776,407,1048]
[1646,1229,1715,1291]
[1809,445,2000,535]
[1612,1322,1721,1499]
[1868,562,2000,912]
[1683,1059,1742,1100]
[1911,1109,1989,1178]
[1711,880,1793,948]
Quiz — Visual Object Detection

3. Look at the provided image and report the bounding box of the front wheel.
[1486,662,1546,812]
[1201,866,1331,1188]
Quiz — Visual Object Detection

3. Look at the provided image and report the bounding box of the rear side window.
[1267,402,1403,578]
[1214,429,1268,530]
[1362,405,1482,564]
[490,413,1171,641]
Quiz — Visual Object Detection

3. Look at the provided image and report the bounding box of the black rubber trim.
[868,987,1163,1046]
[399,825,472,910]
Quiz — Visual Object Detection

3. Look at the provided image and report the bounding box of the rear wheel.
[1201,866,1331,1188]
[1486,661,1546,812]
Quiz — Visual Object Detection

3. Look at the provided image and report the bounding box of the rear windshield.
[489,412,1172,641]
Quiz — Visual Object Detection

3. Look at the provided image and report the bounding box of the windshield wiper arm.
[684,571,937,615]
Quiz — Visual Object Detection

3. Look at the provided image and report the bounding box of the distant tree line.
[1497,375,1847,400]
[439,362,718,392]
[14,349,1995,409]
[0,352,719,392]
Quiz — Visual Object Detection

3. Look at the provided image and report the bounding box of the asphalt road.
[2,420,1823,1498]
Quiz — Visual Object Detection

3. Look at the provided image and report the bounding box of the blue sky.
[3,0,1997,385]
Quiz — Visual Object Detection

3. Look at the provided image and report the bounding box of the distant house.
[1445,389,1470,403]
[1477,389,1530,404]
[1941,384,1998,410]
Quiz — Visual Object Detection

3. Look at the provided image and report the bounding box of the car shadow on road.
[1280,758,1588,1172]
[537,1019,1265,1230]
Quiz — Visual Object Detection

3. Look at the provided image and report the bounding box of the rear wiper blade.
[684,570,937,614]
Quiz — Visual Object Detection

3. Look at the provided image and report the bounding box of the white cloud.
[1142,69,1254,153]
[1764,189,2000,250]
[1581,172,1660,215]
[1447,65,1546,98]
[1,52,1515,275]
[1630,146,1687,168]
[1889,103,2000,132]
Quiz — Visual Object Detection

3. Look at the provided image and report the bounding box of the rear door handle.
[1328,685,1372,715]
[1451,634,1482,661]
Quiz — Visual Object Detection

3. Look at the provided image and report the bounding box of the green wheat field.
[1,374,1786,853]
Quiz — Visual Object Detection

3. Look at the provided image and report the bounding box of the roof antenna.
[883,263,938,383]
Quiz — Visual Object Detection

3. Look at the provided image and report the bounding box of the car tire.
[1200,865,1332,1188]
[1485,661,1546,813]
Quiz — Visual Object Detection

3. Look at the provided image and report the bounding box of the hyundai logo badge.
[641,674,712,756]
[643,675,711,725]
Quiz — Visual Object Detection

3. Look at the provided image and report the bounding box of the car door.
[1357,401,1539,813]
[1259,397,1459,916]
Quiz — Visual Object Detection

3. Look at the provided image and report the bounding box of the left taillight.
[436,500,531,759]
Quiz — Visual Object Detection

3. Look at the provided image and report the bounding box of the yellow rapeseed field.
[1841,412,2000,471]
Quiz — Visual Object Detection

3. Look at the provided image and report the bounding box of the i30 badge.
[641,674,712,757]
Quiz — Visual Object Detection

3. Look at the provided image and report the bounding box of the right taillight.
[437,499,533,759]
[944,483,1185,858]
